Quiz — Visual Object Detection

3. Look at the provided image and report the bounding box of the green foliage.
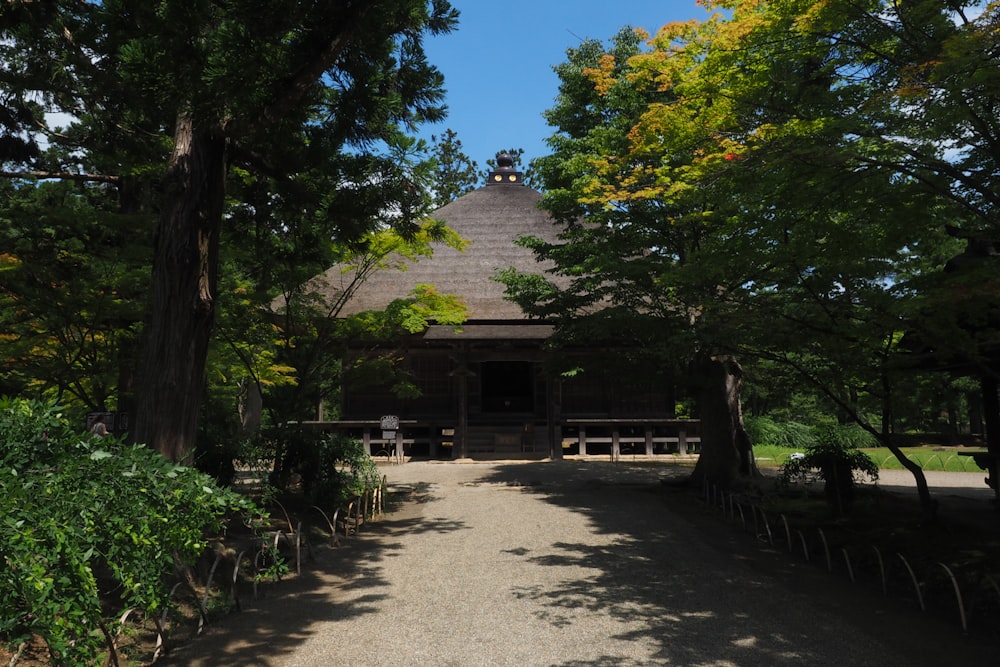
[0,180,149,409]
[269,218,469,427]
[779,425,880,514]
[512,8,998,497]
[431,128,479,206]
[262,426,379,509]
[0,398,259,664]
[308,433,381,508]
[744,416,815,450]
[2,0,461,461]
[0,397,76,470]
[746,416,878,453]
[779,426,881,484]
[832,423,879,450]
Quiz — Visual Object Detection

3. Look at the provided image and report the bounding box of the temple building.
[299,154,698,459]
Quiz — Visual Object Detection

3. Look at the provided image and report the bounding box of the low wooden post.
[579,425,588,456]
[678,427,688,455]
[611,427,621,462]
[645,426,654,456]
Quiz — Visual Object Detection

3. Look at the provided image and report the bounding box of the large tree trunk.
[983,375,1000,454]
[689,354,759,489]
[133,115,226,462]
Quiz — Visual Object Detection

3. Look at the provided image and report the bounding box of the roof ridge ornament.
[488,152,522,185]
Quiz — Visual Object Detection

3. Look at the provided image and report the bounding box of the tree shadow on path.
[163,462,999,666]
[472,461,999,667]
[161,481,465,666]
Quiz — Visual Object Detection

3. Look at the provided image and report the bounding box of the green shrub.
[308,433,381,507]
[262,425,379,508]
[779,425,880,514]
[0,398,260,665]
[0,396,75,470]
[747,416,878,452]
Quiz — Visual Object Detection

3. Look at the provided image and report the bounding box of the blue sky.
[418,1,706,172]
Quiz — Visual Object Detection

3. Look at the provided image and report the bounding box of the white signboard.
[380,415,399,430]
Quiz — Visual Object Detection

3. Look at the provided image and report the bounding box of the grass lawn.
[754,444,988,473]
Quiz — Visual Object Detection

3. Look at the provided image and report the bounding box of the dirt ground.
[165,463,1000,665]
[4,461,1000,665]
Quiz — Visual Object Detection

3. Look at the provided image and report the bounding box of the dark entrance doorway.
[481,361,534,413]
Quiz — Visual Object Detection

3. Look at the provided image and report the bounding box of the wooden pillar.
[645,425,654,456]
[678,427,688,455]
[456,371,468,459]
[579,425,588,456]
[363,428,372,456]
[451,345,472,460]
[611,426,620,462]
[546,376,563,460]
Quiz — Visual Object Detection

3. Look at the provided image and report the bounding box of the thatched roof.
[310,178,562,323]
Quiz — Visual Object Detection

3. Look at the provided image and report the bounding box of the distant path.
[877,468,995,500]
[166,461,997,667]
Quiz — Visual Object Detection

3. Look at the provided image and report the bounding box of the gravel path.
[165,460,998,667]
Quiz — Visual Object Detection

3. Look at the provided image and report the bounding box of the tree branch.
[225,2,378,140]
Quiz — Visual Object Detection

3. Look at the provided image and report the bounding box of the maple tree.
[507,1,999,503]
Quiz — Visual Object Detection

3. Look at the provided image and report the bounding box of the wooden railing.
[294,420,446,460]
[294,418,701,460]
[562,419,701,458]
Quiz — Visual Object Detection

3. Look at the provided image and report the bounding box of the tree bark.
[238,378,263,437]
[689,354,759,489]
[133,115,226,462]
[983,375,1000,454]
[875,431,939,517]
